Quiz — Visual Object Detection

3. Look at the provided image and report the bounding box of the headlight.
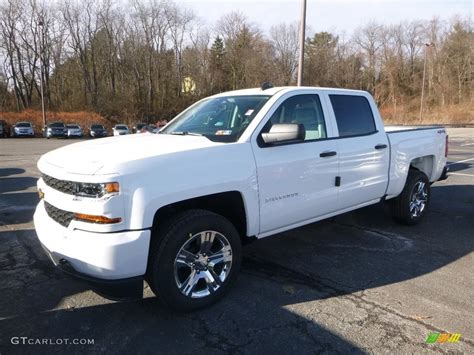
[73,182,119,198]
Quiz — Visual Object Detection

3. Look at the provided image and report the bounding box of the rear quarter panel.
[386,127,447,198]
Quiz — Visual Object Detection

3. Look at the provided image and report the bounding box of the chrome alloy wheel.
[409,181,428,218]
[174,231,233,298]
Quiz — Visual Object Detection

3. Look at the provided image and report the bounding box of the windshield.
[91,125,104,129]
[67,125,79,129]
[16,122,31,128]
[161,95,271,143]
[116,125,128,130]
[49,122,65,128]
[136,123,146,129]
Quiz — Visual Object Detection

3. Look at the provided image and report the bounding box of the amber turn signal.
[104,182,120,194]
[74,213,122,224]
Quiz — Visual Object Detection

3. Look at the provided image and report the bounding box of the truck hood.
[39,133,221,175]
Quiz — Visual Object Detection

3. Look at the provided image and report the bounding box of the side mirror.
[261,123,305,145]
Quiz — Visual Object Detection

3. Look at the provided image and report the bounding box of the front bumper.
[34,200,150,299]
[48,131,67,137]
[14,131,34,136]
[40,242,143,300]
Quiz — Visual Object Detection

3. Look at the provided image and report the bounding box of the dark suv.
[45,122,67,139]
[133,123,147,133]
[89,124,107,138]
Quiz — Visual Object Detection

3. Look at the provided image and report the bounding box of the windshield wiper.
[168,131,203,136]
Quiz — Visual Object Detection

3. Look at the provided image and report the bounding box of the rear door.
[326,93,389,209]
[251,92,340,235]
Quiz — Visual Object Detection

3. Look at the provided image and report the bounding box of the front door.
[252,93,340,235]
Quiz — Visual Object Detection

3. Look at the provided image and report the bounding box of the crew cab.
[34,87,448,310]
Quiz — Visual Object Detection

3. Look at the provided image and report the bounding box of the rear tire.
[389,169,430,225]
[147,209,242,311]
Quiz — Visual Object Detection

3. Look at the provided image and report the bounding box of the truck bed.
[384,125,447,198]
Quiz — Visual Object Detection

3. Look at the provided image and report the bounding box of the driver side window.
[266,94,327,141]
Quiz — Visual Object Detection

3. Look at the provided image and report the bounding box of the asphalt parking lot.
[0,129,473,354]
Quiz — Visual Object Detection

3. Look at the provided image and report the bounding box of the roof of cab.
[210,86,368,98]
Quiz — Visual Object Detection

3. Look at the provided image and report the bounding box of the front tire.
[389,169,430,225]
[147,209,242,311]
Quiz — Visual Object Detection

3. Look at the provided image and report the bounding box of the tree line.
[0,0,472,123]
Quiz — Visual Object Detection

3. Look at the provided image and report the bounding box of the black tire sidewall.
[149,210,242,311]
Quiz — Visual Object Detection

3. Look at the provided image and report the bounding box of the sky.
[179,0,472,35]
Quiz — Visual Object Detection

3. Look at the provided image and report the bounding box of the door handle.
[320,151,337,158]
[374,144,387,150]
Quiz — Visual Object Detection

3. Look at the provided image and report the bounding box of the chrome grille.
[42,174,75,195]
[44,201,74,228]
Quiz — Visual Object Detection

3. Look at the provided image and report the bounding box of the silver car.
[12,121,34,137]
[113,124,129,136]
[66,124,83,138]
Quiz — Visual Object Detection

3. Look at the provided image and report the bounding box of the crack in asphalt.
[330,220,415,252]
[241,254,474,351]
[190,314,254,354]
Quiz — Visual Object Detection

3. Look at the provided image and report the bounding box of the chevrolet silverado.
[34,86,449,310]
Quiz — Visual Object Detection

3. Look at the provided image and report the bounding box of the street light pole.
[297,0,307,86]
[419,42,433,123]
[38,19,46,128]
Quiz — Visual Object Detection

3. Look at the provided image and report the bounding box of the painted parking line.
[447,158,474,166]
[449,149,474,153]
[449,172,474,177]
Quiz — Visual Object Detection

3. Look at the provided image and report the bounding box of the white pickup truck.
[34,86,448,310]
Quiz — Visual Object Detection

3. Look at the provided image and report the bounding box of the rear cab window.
[329,95,376,137]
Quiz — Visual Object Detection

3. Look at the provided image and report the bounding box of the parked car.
[113,124,129,136]
[0,119,11,138]
[133,123,147,133]
[89,124,107,138]
[147,124,157,133]
[44,122,67,139]
[66,124,83,138]
[34,86,449,311]
[11,121,35,137]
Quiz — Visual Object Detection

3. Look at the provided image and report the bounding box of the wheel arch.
[151,191,249,240]
[409,155,435,180]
